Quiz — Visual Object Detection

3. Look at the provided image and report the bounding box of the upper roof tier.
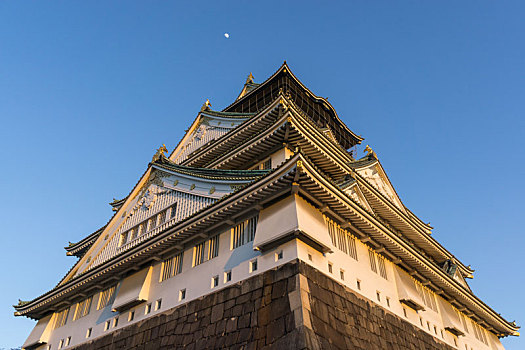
[223,62,363,149]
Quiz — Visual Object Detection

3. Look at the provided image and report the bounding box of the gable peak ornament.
[201,99,212,112]
[152,144,168,162]
[364,145,377,159]
[246,72,254,84]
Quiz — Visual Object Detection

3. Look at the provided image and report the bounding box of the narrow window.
[145,303,152,315]
[113,317,119,328]
[58,339,64,349]
[211,275,219,288]
[356,279,361,290]
[104,320,110,331]
[224,270,232,283]
[434,325,437,334]
[246,216,258,242]
[208,235,219,260]
[65,337,71,346]
[328,263,333,273]
[128,311,135,322]
[155,299,162,311]
[340,269,345,281]
[376,291,381,302]
[170,203,178,219]
[386,297,390,307]
[403,308,407,318]
[193,242,205,266]
[86,328,92,338]
[157,210,166,226]
[308,253,312,261]
[250,259,258,273]
[427,321,431,331]
[368,250,377,273]
[179,289,186,301]
[275,250,283,261]
[420,317,423,327]
[377,255,388,280]
[74,296,93,320]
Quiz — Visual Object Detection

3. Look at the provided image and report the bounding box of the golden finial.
[152,144,168,162]
[246,72,254,84]
[201,99,212,112]
[364,145,377,159]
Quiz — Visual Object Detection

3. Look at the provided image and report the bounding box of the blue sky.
[0,1,523,348]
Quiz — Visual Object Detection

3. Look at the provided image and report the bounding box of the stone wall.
[71,260,456,350]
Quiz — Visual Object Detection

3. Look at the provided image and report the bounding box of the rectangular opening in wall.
[155,299,162,311]
[275,250,283,261]
[65,336,71,346]
[211,275,219,288]
[97,286,116,310]
[208,235,219,260]
[328,263,333,273]
[193,242,205,267]
[73,296,93,321]
[104,320,110,331]
[179,289,186,301]
[53,308,70,329]
[356,279,361,290]
[128,310,135,322]
[86,327,92,338]
[160,252,183,282]
[368,250,377,273]
[231,216,258,249]
[145,303,152,315]
[376,291,381,302]
[113,317,119,328]
[58,339,64,349]
[339,269,345,281]
[224,270,232,283]
[250,259,258,273]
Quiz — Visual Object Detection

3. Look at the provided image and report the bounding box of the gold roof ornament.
[364,145,377,159]
[152,144,168,162]
[201,99,212,112]
[246,72,254,84]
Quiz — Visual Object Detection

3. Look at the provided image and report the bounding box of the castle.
[15,63,518,349]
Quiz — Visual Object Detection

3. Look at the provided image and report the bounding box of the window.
[231,216,258,249]
[328,263,333,273]
[157,210,166,226]
[376,291,381,302]
[104,320,110,331]
[340,269,345,281]
[53,308,70,329]
[415,283,437,312]
[179,289,186,301]
[97,286,116,310]
[224,270,232,283]
[368,250,377,273]
[403,308,407,318]
[261,158,272,170]
[86,328,92,338]
[369,250,388,280]
[145,303,152,315]
[170,203,178,219]
[128,310,135,322]
[308,253,312,261]
[65,337,71,346]
[325,218,358,260]
[58,339,64,349]
[250,259,258,273]
[208,235,219,260]
[160,253,183,282]
[193,242,205,266]
[155,299,162,311]
[356,279,361,290]
[148,217,157,231]
[119,231,129,246]
[74,296,92,320]
[275,250,283,261]
[386,297,390,307]
[211,275,219,288]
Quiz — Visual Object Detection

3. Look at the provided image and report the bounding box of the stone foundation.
[71,260,455,350]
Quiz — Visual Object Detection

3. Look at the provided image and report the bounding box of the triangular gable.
[170,112,251,164]
[353,160,406,213]
[341,182,374,213]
